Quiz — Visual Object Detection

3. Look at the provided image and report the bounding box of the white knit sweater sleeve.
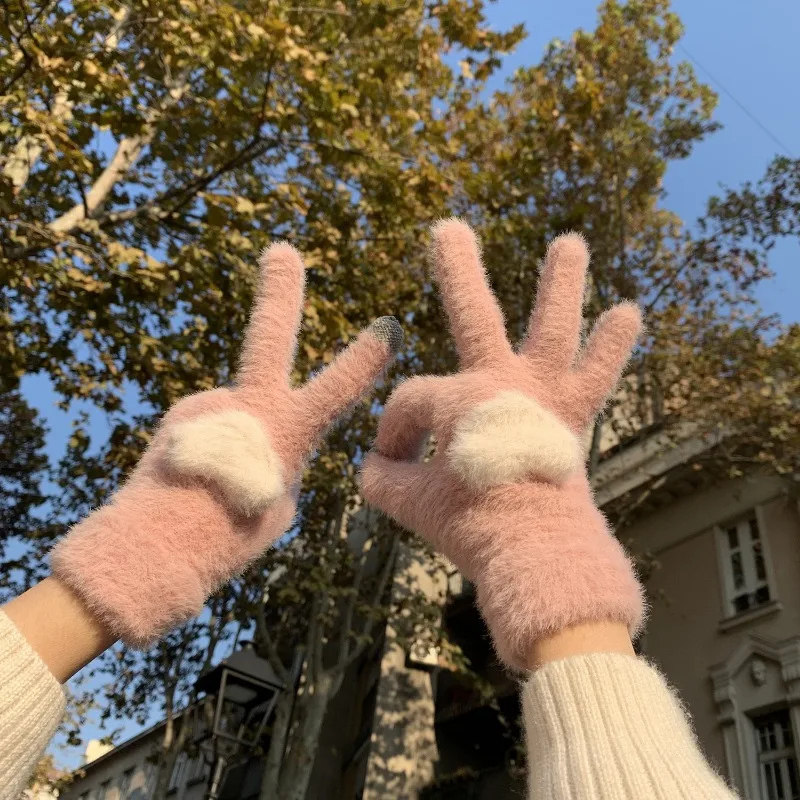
[522,653,739,799]
[0,610,66,800]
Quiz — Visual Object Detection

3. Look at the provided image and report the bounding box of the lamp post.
[195,642,285,800]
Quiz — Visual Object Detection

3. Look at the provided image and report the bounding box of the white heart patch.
[447,391,582,489]
[165,410,284,516]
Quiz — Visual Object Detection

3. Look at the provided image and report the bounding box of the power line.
[679,44,795,158]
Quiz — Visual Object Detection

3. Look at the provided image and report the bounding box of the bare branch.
[335,530,399,674]
[255,569,289,683]
[336,534,372,669]
[614,473,668,529]
[644,246,694,314]
[102,5,132,51]
[48,27,190,235]
[0,0,49,92]
[94,129,281,230]
[48,134,149,233]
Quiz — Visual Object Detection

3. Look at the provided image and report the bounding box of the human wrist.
[3,576,117,683]
[525,621,635,671]
[472,484,645,671]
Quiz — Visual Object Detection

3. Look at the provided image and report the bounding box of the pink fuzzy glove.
[51,244,402,648]
[361,220,645,671]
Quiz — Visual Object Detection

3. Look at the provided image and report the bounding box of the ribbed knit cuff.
[0,610,66,800]
[522,653,738,799]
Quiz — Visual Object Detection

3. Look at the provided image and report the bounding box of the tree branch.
[644,246,694,314]
[2,5,130,192]
[335,530,399,674]
[48,37,189,235]
[336,533,372,669]
[254,569,289,683]
[49,134,149,233]
[0,0,50,93]
[3,90,71,191]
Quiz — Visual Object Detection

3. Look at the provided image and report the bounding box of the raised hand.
[361,219,644,671]
[52,243,401,648]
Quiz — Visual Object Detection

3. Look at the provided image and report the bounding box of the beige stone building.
[59,726,208,800]
[603,452,800,800]
[592,411,800,798]
[60,428,800,799]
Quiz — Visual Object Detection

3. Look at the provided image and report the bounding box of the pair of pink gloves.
[52,220,644,671]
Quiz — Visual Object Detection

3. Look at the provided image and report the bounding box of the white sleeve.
[521,653,739,799]
[0,610,66,800]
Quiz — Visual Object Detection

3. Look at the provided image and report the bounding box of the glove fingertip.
[368,316,404,355]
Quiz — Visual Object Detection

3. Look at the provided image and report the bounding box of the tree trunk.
[259,688,295,799]
[151,731,175,800]
[151,755,172,800]
[275,675,333,800]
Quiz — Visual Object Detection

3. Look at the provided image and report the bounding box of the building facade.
[593,425,800,800]
[627,474,800,800]
[59,725,208,800]
[360,428,800,800]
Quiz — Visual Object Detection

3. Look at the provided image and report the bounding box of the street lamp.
[195,642,285,799]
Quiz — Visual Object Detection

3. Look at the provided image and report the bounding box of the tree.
[1,1,521,797]
[432,0,798,504]
[4,0,799,796]
[0,0,519,423]
[400,2,800,785]
[97,595,238,798]
[0,391,48,582]
[642,156,800,490]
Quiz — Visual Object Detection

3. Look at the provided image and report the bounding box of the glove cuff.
[473,495,646,672]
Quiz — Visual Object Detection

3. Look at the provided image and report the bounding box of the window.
[186,753,207,783]
[718,512,773,616]
[168,752,188,790]
[146,763,158,794]
[118,767,135,797]
[754,709,799,800]
[99,780,112,800]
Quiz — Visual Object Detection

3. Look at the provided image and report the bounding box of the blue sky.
[484,0,799,323]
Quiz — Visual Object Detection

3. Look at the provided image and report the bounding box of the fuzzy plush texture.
[52,243,401,648]
[0,611,66,800]
[447,390,583,488]
[522,654,738,798]
[361,219,645,670]
[165,409,284,517]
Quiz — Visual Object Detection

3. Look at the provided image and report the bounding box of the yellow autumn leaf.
[246,22,267,39]
[235,197,255,214]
